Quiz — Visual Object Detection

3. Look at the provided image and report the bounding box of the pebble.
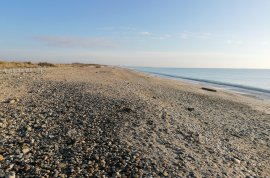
[22,147,30,154]
[58,163,67,168]
[24,164,31,171]
[0,154,4,161]
[9,100,16,104]
[163,171,169,177]
[59,174,66,178]
[0,123,5,128]
[5,171,16,178]
[231,158,241,164]
[26,126,32,131]
[30,139,35,144]
[232,158,241,164]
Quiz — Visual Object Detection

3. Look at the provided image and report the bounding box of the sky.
[0,0,270,68]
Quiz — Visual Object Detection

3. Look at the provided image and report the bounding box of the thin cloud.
[139,31,153,36]
[159,34,171,39]
[33,36,118,49]
[139,32,171,40]
[179,31,213,40]
[150,34,172,40]
[226,40,243,45]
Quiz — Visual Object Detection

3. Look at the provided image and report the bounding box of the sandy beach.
[0,65,270,178]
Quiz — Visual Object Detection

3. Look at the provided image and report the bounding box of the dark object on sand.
[201,87,217,92]
[187,107,195,112]
[120,107,132,113]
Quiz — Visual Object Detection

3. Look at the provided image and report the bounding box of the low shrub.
[38,62,56,67]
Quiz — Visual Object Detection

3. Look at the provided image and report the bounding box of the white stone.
[22,147,30,154]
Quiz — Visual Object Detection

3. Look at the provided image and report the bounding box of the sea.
[130,67,270,101]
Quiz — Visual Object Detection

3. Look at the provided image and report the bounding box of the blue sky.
[0,0,270,68]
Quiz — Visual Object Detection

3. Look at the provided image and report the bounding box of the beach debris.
[201,87,217,92]
[187,107,195,112]
[120,107,132,113]
[3,98,19,104]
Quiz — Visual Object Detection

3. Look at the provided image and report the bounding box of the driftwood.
[201,87,217,92]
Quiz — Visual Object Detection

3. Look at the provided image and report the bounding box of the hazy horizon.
[1,0,270,69]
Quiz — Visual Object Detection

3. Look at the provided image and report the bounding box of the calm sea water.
[131,67,270,100]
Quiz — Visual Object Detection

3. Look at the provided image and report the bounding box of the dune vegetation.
[0,61,39,69]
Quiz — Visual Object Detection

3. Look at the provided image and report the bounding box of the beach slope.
[0,66,269,177]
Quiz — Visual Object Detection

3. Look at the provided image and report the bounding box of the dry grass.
[0,60,104,69]
[0,61,57,69]
[0,61,38,69]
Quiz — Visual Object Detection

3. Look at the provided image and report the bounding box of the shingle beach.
[1,66,270,178]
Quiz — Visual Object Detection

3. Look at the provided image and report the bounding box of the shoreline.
[126,67,270,114]
[129,67,270,102]
[1,66,270,177]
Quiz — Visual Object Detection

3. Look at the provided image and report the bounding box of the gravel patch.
[0,66,269,177]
